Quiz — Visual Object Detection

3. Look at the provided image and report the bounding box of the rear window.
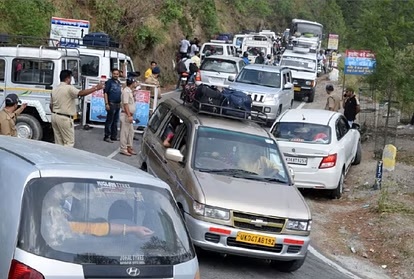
[201,58,237,74]
[18,178,194,265]
[202,45,224,55]
[272,122,331,144]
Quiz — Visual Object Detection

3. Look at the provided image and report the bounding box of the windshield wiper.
[231,173,289,184]
[238,81,262,86]
[198,168,259,175]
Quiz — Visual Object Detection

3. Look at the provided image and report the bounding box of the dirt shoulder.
[304,76,414,279]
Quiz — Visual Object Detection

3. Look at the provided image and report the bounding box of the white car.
[270,109,361,199]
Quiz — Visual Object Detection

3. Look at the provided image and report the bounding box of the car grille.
[252,105,263,112]
[250,93,265,103]
[292,78,308,87]
[232,211,286,234]
[227,237,283,253]
[287,245,302,253]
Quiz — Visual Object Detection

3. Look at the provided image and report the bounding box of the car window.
[148,103,170,133]
[172,123,188,158]
[201,58,237,74]
[236,68,281,88]
[246,46,266,56]
[193,127,290,183]
[160,114,184,148]
[18,178,194,265]
[0,59,5,82]
[80,55,99,77]
[12,58,54,85]
[272,122,331,144]
[280,56,316,71]
[202,45,224,55]
[336,117,349,140]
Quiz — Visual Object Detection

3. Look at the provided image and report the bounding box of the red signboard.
[345,50,376,59]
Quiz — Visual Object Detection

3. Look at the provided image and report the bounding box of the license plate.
[285,156,308,165]
[236,232,276,247]
[294,86,301,92]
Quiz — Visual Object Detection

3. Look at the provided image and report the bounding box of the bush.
[134,25,163,50]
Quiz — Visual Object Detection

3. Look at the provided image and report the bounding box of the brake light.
[8,260,44,279]
[195,70,201,82]
[319,154,337,169]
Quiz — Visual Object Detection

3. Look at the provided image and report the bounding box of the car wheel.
[307,89,315,103]
[16,114,43,140]
[140,162,148,172]
[352,141,362,165]
[271,252,307,272]
[330,170,344,199]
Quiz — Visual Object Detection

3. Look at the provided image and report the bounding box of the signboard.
[133,90,151,128]
[327,34,339,50]
[344,50,376,75]
[50,17,89,47]
[89,83,107,123]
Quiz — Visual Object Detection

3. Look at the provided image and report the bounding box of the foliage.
[197,0,219,37]
[93,0,124,37]
[133,25,163,51]
[160,0,184,25]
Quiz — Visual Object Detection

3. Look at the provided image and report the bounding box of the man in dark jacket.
[343,87,360,127]
[103,68,122,143]
[255,52,265,64]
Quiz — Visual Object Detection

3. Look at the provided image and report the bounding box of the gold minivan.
[140,98,312,272]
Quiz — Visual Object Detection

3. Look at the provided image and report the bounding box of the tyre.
[16,114,43,140]
[330,170,344,199]
[140,162,148,172]
[271,252,307,272]
[352,141,362,165]
[307,89,315,103]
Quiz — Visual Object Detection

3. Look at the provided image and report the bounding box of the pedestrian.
[255,52,265,64]
[343,87,360,127]
[179,36,191,59]
[317,50,327,74]
[175,56,189,90]
[324,84,341,112]
[189,38,200,57]
[103,68,122,143]
[50,70,103,147]
[119,77,138,156]
[0,94,27,137]
[144,61,157,80]
[242,52,250,65]
[191,51,201,68]
[144,66,161,111]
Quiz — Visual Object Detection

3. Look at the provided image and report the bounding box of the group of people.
[325,84,360,127]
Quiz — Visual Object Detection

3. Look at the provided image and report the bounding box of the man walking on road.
[0,94,27,137]
[104,68,122,143]
[324,84,341,112]
[51,70,103,147]
[343,87,360,127]
[119,78,138,156]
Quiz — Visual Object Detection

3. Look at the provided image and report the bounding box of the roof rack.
[189,100,268,125]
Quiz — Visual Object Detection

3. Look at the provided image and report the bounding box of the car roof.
[282,50,317,60]
[243,64,286,72]
[203,55,244,62]
[164,99,271,138]
[277,109,338,125]
[0,136,167,189]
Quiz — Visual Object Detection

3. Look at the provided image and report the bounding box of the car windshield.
[202,45,224,55]
[236,68,281,88]
[201,58,238,74]
[18,178,194,265]
[246,46,267,56]
[193,127,290,184]
[296,23,323,37]
[272,122,331,144]
[280,56,316,71]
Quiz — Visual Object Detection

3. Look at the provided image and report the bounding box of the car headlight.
[305,80,313,86]
[193,201,230,220]
[286,219,312,231]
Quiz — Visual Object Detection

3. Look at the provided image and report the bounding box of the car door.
[142,103,171,177]
[336,116,353,168]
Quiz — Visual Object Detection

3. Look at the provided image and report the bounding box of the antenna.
[302,114,306,120]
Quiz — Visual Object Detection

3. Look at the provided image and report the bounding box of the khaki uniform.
[325,94,341,112]
[144,75,161,110]
[0,109,18,137]
[51,82,80,147]
[120,87,136,152]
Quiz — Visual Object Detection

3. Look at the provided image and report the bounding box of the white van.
[200,40,236,61]
[241,34,273,63]
[0,43,81,140]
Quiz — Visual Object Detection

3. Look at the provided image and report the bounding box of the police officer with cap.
[0,94,27,137]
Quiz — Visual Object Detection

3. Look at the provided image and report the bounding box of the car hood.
[194,170,310,219]
[289,69,317,80]
[226,82,281,94]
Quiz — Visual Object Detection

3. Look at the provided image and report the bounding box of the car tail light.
[8,260,44,279]
[195,71,201,82]
[319,153,337,169]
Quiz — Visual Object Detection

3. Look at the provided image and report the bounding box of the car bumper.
[293,86,314,97]
[185,214,310,260]
[251,102,279,122]
[292,168,340,189]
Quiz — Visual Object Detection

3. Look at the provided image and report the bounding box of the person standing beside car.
[103,68,122,143]
[0,94,27,137]
[325,84,341,112]
[51,70,103,147]
[343,87,360,127]
[119,78,138,156]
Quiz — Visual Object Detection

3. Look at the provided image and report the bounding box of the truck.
[241,34,273,63]
[289,19,324,50]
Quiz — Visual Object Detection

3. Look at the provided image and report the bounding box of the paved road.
[74,85,362,279]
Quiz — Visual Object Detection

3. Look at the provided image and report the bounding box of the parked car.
[0,136,199,279]
[195,55,246,87]
[270,109,362,199]
[225,64,294,126]
[140,98,312,272]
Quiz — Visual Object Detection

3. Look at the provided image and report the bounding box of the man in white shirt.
[189,38,200,56]
[317,50,327,74]
[179,36,191,59]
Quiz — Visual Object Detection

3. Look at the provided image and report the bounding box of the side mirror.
[165,148,184,163]
[228,76,235,82]
[289,167,295,181]
[284,82,293,89]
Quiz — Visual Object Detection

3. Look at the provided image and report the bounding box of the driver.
[237,148,279,176]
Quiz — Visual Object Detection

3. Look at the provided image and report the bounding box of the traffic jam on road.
[0,18,363,279]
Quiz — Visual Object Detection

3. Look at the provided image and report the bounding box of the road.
[74,83,362,279]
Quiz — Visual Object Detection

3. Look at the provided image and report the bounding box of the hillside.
[0,0,347,82]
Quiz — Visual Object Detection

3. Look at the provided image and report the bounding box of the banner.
[133,90,151,128]
[50,17,89,47]
[327,34,339,50]
[88,80,107,122]
[344,50,376,75]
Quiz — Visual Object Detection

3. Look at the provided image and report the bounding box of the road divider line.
[309,246,363,279]
[107,148,120,159]
[296,101,306,110]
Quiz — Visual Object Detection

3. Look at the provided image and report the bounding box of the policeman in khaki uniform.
[119,78,138,156]
[0,94,27,137]
[50,70,104,147]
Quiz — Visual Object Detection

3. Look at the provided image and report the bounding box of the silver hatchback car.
[0,136,199,279]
